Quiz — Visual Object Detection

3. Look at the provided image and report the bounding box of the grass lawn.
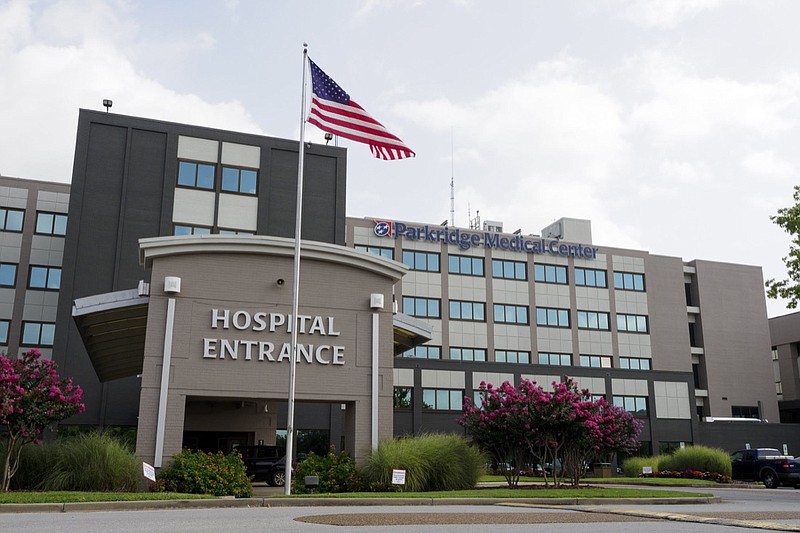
[281,487,710,499]
[479,474,721,487]
[0,491,214,504]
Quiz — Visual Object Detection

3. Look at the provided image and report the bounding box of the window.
[0,263,17,287]
[613,395,648,417]
[495,350,530,364]
[536,307,570,328]
[614,271,646,292]
[28,266,60,290]
[22,322,55,346]
[450,347,486,361]
[218,228,254,235]
[0,320,8,344]
[534,264,567,284]
[35,212,67,236]
[0,208,24,232]
[620,357,651,370]
[174,224,212,236]
[538,352,571,366]
[579,355,612,368]
[402,297,441,319]
[617,314,649,333]
[731,405,759,419]
[493,259,527,280]
[422,388,464,411]
[221,166,257,195]
[448,255,484,276]
[575,267,607,288]
[402,250,440,272]
[402,345,441,359]
[577,310,610,330]
[771,347,779,361]
[393,387,412,409]
[177,160,215,190]
[494,304,529,325]
[449,300,485,321]
[354,245,394,260]
[776,381,783,395]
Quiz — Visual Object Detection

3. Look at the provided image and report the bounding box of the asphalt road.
[1,485,799,533]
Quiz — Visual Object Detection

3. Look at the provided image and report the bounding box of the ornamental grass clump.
[622,455,663,477]
[43,432,139,492]
[659,445,731,479]
[364,434,484,492]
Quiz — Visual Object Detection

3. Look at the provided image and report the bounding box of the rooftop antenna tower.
[450,129,455,227]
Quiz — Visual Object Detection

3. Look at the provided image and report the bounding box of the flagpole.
[284,42,309,496]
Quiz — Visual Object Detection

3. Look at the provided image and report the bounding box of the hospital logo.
[374,221,393,238]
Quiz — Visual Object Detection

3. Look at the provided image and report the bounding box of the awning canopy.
[73,288,432,383]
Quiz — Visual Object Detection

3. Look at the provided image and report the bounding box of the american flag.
[307,58,415,161]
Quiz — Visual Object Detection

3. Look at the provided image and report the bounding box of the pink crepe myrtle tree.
[1,349,84,491]
[460,378,642,488]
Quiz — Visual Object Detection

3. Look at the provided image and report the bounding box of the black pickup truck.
[730,448,800,488]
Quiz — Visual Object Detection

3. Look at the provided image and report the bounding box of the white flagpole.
[284,42,309,496]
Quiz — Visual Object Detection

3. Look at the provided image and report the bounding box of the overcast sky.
[1,0,798,317]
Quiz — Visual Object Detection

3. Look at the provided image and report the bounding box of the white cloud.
[0,0,261,181]
[609,0,727,29]
[741,150,794,178]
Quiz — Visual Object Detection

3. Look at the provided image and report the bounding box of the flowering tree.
[1,349,84,491]
[460,378,642,488]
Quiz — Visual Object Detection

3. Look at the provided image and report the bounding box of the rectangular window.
[450,347,487,362]
[402,345,441,359]
[0,263,17,287]
[220,166,257,195]
[731,405,759,419]
[617,313,649,333]
[402,250,440,272]
[575,267,607,288]
[174,224,212,236]
[614,271,646,292]
[35,212,68,236]
[576,310,610,330]
[450,300,486,321]
[495,350,530,364]
[534,264,567,284]
[613,395,648,417]
[448,255,484,276]
[493,259,527,280]
[393,387,412,409]
[218,228,254,235]
[619,357,651,370]
[402,296,441,319]
[177,160,215,190]
[538,352,572,366]
[536,307,570,328]
[771,347,779,361]
[0,320,9,344]
[579,355,612,368]
[22,322,55,347]
[28,266,61,290]
[493,304,529,325]
[354,245,394,260]
[0,208,24,232]
[422,388,464,411]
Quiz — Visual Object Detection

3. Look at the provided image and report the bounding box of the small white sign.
[642,466,653,475]
[784,444,789,455]
[142,462,156,482]
[391,469,406,485]
[680,442,685,449]
[745,443,751,450]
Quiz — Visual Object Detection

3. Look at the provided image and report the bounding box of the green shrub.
[292,446,364,494]
[658,445,731,478]
[43,432,139,491]
[363,434,485,492]
[7,442,55,490]
[621,455,662,477]
[155,449,252,497]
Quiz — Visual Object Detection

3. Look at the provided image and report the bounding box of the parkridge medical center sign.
[374,221,599,259]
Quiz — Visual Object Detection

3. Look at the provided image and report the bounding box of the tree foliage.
[459,378,642,488]
[766,185,800,308]
[1,349,84,491]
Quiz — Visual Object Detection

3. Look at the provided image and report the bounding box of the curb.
[0,496,719,514]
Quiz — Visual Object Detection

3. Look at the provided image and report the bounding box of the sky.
[1,0,799,317]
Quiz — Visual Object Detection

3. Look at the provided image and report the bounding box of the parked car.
[730,448,800,489]
[236,445,287,486]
